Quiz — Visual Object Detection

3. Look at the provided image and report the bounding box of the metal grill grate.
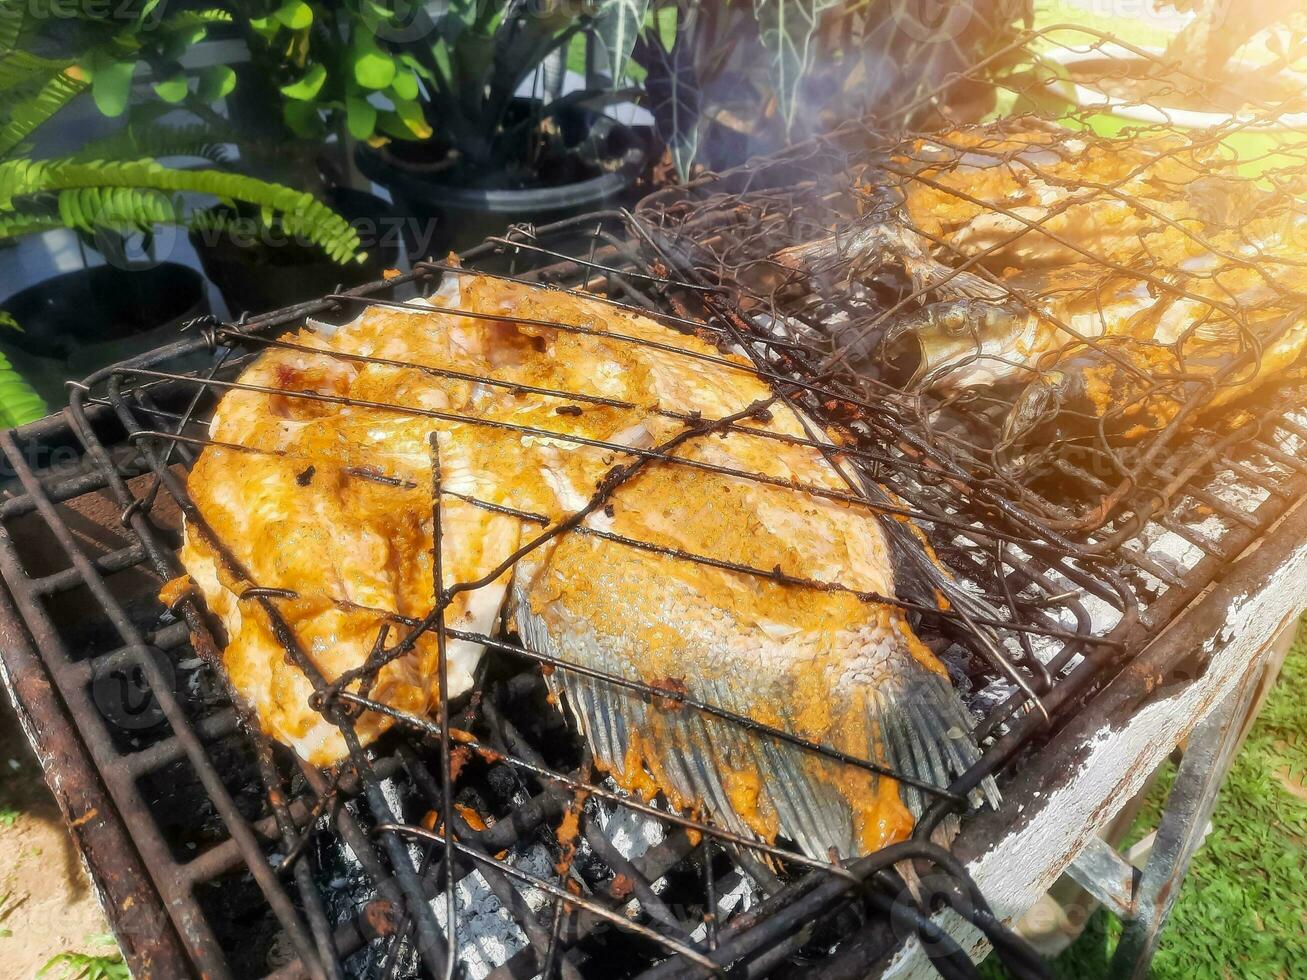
[637,25,1307,544]
[1,24,1306,980]
[0,210,1302,979]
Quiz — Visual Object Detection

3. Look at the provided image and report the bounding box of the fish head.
[890,299,1027,389]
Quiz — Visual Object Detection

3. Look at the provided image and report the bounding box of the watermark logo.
[90,645,173,731]
[357,0,439,44]
[79,191,443,271]
[91,221,184,272]
[1,0,168,28]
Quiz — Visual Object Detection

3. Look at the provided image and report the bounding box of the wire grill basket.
[1,20,1306,980]
[639,23,1307,542]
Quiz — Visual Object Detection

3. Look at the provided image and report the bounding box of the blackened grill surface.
[3,29,1307,971]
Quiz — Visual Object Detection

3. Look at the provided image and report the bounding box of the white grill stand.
[881,502,1307,980]
[1066,619,1291,979]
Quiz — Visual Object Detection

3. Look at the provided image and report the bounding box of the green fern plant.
[0,309,47,427]
[0,0,364,426]
[0,156,361,262]
[0,0,361,250]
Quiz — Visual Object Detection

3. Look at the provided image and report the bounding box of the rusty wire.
[5,22,1306,980]
[637,25,1307,542]
[47,223,1103,979]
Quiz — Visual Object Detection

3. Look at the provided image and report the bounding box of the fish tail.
[517,589,998,862]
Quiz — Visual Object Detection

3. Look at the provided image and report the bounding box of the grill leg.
[1106,643,1278,980]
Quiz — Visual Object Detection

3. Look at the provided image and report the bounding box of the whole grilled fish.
[176,270,998,860]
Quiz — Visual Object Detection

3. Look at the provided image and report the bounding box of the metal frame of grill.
[0,217,1070,980]
[0,208,1304,979]
[1,22,1306,980]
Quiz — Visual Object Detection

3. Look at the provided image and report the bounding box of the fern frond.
[0,51,72,101]
[0,158,361,262]
[158,9,233,30]
[0,69,87,159]
[0,346,46,427]
[0,208,65,239]
[69,122,237,165]
[0,0,26,55]
[56,186,178,233]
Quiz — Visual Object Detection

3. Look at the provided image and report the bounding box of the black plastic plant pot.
[190,187,405,318]
[355,114,646,262]
[1,261,210,403]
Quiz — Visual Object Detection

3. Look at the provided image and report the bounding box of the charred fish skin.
[771,214,1009,305]
[884,296,1034,390]
[999,295,1307,449]
[999,341,1190,450]
[886,266,1168,394]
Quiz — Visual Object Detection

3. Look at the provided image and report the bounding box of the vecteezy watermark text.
[0,0,168,27]
[189,213,439,261]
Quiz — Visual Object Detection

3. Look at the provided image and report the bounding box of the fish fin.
[876,666,1000,818]
[863,479,1005,637]
[902,254,1009,303]
[773,220,901,281]
[515,586,997,863]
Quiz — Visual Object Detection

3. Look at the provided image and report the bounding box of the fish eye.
[940,307,973,336]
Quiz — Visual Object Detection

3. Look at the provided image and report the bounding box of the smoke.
[684,0,1032,170]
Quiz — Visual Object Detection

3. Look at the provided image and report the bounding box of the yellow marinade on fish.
[998,257,1307,446]
[172,269,996,861]
[894,122,1235,271]
[866,138,1307,420]
[763,121,1254,308]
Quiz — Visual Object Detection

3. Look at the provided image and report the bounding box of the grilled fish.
[886,264,1160,392]
[767,199,1010,305]
[176,270,997,860]
[762,119,1270,312]
[1000,303,1307,447]
[898,124,1238,271]
[999,262,1307,446]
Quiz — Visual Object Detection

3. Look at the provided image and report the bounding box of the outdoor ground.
[984,620,1307,979]
[0,693,116,979]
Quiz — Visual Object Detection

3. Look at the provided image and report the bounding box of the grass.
[984,620,1307,978]
[1033,0,1178,51]
[36,936,128,980]
[36,951,129,980]
[1031,0,1287,65]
